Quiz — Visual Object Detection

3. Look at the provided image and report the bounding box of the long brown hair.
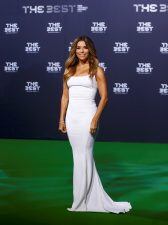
[63,35,99,81]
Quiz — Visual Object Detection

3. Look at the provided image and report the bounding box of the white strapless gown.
[65,74,132,214]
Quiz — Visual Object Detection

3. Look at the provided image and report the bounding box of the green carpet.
[0,139,167,225]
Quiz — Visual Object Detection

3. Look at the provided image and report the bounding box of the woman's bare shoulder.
[95,66,106,80]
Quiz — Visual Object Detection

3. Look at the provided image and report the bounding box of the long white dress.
[65,74,132,214]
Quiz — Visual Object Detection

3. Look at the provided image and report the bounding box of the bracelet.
[59,120,65,124]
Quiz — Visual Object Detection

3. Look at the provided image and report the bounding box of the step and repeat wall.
[0,0,168,142]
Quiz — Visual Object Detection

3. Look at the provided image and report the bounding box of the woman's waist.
[69,97,96,104]
[67,99,97,110]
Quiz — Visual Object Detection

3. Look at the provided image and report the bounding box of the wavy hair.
[63,35,99,81]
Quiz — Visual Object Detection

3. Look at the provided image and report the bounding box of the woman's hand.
[90,118,99,135]
[58,121,67,133]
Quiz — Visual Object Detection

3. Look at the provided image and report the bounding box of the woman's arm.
[59,74,69,123]
[92,66,108,122]
[90,66,108,134]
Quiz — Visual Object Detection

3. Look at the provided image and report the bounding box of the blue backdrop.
[0,0,168,142]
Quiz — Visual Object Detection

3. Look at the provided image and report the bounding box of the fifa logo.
[22,5,88,14]
[46,62,62,73]
[137,22,153,33]
[136,63,153,74]
[47,23,62,33]
[25,81,40,92]
[113,83,130,94]
[133,4,168,13]
[25,42,40,53]
[4,62,19,72]
[160,43,168,54]
[113,42,130,54]
[159,84,168,95]
[91,22,107,33]
[4,23,19,34]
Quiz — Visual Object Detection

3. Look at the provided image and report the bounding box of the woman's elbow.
[101,97,108,103]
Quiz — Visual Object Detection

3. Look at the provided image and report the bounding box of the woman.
[58,35,132,213]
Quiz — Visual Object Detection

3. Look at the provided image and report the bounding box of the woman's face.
[76,41,89,61]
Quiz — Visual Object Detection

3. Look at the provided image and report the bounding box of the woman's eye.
[77,46,87,49]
